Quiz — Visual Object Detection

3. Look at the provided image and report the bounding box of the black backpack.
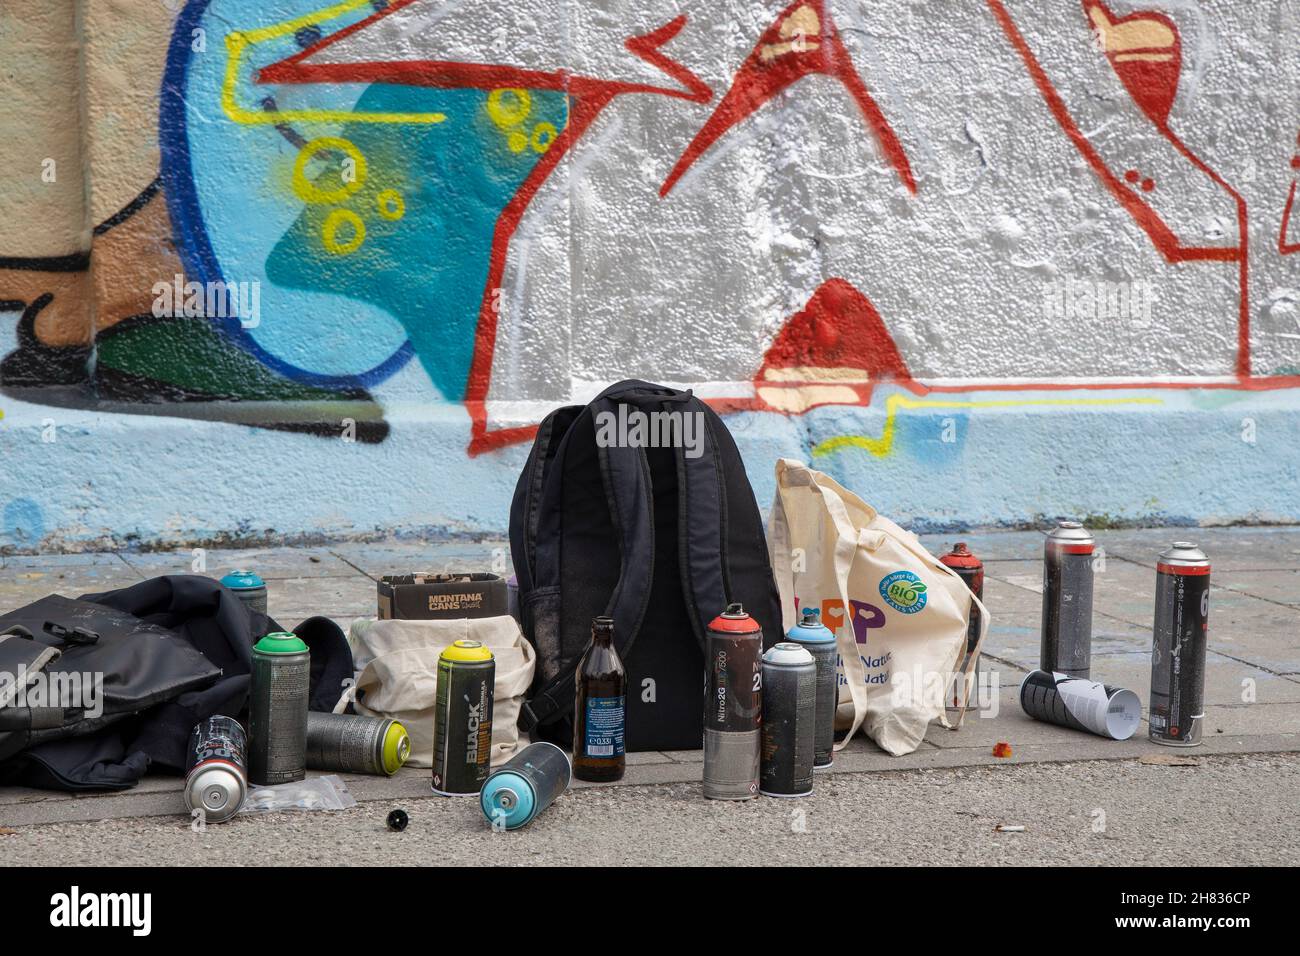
[510,380,782,751]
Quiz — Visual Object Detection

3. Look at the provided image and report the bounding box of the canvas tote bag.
[339,616,535,767]
[767,459,989,755]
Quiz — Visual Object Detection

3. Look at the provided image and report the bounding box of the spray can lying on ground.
[1040,521,1095,679]
[432,640,495,796]
[941,542,985,709]
[1150,543,1211,747]
[220,569,267,616]
[1019,670,1141,740]
[784,609,836,770]
[703,604,763,801]
[480,742,572,830]
[760,643,816,798]
[249,632,310,786]
[184,715,248,824]
[306,712,410,776]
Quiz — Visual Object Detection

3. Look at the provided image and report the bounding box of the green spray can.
[249,631,310,786]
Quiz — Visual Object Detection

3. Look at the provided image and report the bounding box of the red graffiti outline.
[987,0,1249,379]
[660,0,915,198]
[258,1,712,454]
[253,0,1300,453]
[1282,180,1300,255]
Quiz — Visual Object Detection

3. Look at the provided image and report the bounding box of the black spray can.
[760,643,816,798]
[784,609,836,770]
[480,742,571,830]
[1040,521,1095,679]
[1019,670,1141,740]
[248,632,310,786]
[703,603,763,801]
[184,715,248,824]
[1150,543,1210,747]
[432,640,495,796]
[941,542,985,709]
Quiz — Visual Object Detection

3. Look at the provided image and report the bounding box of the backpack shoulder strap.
[509,404,581,595]
[518,395,657,734]
[671,392,727,646]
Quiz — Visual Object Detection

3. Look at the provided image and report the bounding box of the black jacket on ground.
[0,574,351,791]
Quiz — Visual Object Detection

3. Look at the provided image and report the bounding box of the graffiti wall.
[2,0,1298,550]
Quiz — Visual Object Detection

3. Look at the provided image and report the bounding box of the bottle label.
[583,695,625,758]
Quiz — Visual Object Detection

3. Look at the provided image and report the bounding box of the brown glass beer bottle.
[573,616,626,782]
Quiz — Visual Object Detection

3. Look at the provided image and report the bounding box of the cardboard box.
[376,573,508,620]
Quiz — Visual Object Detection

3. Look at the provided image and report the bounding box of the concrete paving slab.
[267,575,380,629]
[328,540,511,579]
[0,554,144,609]
[984,556,1300,674]
[1082,649,1300,706]
[120,547,361,580]
[1216,569,1300,607]
[1101,525,1300,572]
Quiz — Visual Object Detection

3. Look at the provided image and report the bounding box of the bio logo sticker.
[879,571,928,614]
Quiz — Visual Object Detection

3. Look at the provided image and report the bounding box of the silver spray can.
[305,711,411,776]
[703,603,763,800]
[1019,670,1142,740]
[1040,521,1095,679]
[1150,543,1211,747]
[760,643,816,798]
[784,609,836,770]
[184,715,248,824]
[248,631,310,786]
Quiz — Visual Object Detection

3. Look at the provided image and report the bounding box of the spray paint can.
[784,609,836,770]
[306,711,410,776]
[760,643,816,798]
[941,542,985,709]
[248,631,310,786]
[1040,521,1095,679]
[1150,543,1211,747]
[184,715,248,824]
[703,603,763,801]
[480,742,571,830]
[1019,670,1142,740]
[431,640,495,796]
[220,569,267,616]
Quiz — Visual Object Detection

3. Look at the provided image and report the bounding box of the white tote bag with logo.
[767,459,988,755]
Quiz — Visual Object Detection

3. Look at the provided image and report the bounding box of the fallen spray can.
[703,603,763,801]
[784,608,837,770]
[431,640,495,796]
[480,741,571,830]
[1150,543,1211,747]
[184,715,248,824]
[306,711,410,776]
[1040,521,1095,679]
[1019,670,1141,740]
[248,631,310,786]
[760,643,816,798]
[220,569,267,616]
[941,542,985,709]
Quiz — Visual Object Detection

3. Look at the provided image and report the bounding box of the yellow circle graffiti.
[507,131,528,153]
[487,88,531,128]
[531,122,558,153]
[293,137,367,204]
[376,189,405,220]
[321,208,366,255]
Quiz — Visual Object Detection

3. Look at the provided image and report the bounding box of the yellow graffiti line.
[221,0,446,126]
[811,393,1164,459]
